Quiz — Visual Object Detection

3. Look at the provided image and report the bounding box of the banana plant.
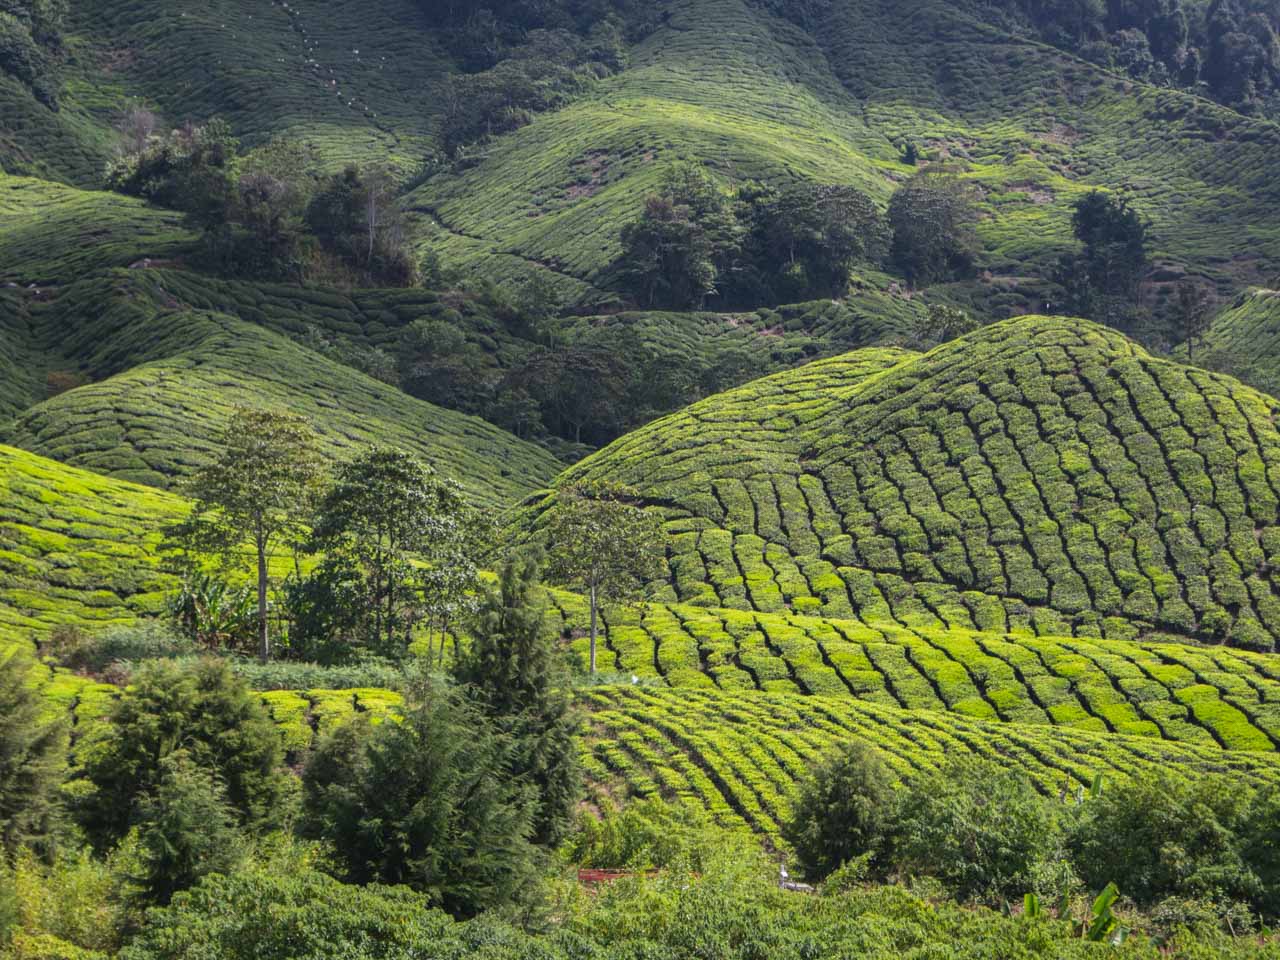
[167,572,258,650]
[1082,882,1128,945]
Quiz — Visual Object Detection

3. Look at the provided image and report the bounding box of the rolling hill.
[1189,288,1280,398]
[412,0,1280,309]
[528,316,1280,651]
[13,0,1280,902]
[0,272,562,505]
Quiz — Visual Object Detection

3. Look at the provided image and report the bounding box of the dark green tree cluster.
[0,649,65,859]
[997,0,1280,116]
[303,560,579,914]
[440,28,619,157]
[1055,189,1149,331]
[106,121,420,285]
[786,741,1280,923]
[0,0,65,106]
[616,166,978,310]
[70,659,283,903]
[452,555,581,845]
[419,0,655,72]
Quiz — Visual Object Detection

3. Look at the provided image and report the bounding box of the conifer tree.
[453,554,581,846]
[0,648,66,857]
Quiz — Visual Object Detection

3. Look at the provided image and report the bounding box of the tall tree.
[131,753,246,906]
[307,447,476,659]
[175,407,323,662]
[453,554,581,845]
[0,648,66,857]
[543,481,667,674]
[1070,189,1149,298]
[1175,279,1215,362]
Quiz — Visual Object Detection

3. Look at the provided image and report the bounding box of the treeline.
[106,115,421,286]
[615,164,981,310]
[993,0,1280,117]
[0,0,65,106]
[163,408,664,668]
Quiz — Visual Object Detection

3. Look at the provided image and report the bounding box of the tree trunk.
[589,580,598,675]
[256,534,270,663]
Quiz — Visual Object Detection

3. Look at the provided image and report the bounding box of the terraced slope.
[0,444,183,639]
[27,655,1280,840]
[0,0,455,184]
[0,175,194,284]
[1188,289,1280,398]
[413,0,1280,307]
[582,686,1280,836]
[0,292,43,421]
[529,316,1280,651]
[30,660,1280,840]
[0,276,561,506]
[545,594,1280,752]
[410,0,899,295]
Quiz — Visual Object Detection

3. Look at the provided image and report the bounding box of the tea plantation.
[1190,288,1280,398]
[530,316,1280,651]
[0,274,561,505]
[413,0,1280,305]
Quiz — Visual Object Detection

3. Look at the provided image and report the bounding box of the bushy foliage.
[782,741,897,882]
[173,407,323,662]
[0,0,65,105]
[1069,773,1260,908]
[72,659,286,849]
[118,869,450,960]
[616,167,888,309]
[0,648,65,857]
[131,753,245,905]
[565,797,729,871]
[888,172,980,285]
[995,0,1280,116]
[292,447,482,662]
[753,183,890,300]
[301,683,540,918]
[891,758,1065,903]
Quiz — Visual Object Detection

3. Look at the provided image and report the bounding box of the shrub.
[72,659,287,849]
[890,758,1063,903]
[1068,773,1258,908]
[782,740,898,882]
[118,870,450,960]
[301,682,540,918]
[131,753,246,906]
[48,622,197,674]
[565,798,728,872]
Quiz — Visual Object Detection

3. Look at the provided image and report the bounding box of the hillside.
[0,444,183,638]
[0,175,195,284]
[11,0,1280,946]
[529,316,1280,651]
[412,0,1280,309]
[0,0,453,184]
[1189,288,1280,398]
[0,273,562,505]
